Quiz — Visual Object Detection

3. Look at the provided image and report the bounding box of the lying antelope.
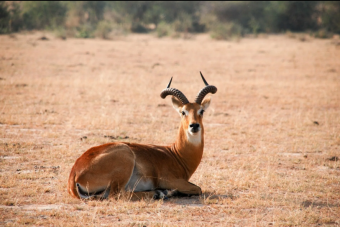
[68,72,217,200]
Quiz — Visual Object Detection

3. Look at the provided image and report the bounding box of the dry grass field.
[0,31,339,226]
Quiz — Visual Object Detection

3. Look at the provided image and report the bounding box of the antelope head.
[160,72,217,146]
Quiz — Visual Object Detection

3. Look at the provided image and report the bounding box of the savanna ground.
[0,31,339,226]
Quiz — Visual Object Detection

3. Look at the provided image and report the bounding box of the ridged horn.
[160,77,189,105]
[195,72,217,104]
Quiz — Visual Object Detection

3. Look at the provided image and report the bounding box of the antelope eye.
[200,110,205,115]
[181,111,186,116]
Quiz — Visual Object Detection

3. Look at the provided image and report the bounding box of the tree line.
[0,1,339,39]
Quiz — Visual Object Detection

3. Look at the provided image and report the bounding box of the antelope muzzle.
[189,123,200,133]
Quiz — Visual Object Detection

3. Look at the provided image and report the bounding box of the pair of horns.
[160,72,217,104]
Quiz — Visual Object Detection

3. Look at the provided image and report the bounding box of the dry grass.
[0,32,339,226]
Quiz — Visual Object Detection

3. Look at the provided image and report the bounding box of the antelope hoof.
[153,190,169,200]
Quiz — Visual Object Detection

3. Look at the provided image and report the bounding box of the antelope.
[68,72,217,200]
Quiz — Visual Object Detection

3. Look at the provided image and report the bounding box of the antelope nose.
[190,123,200,132]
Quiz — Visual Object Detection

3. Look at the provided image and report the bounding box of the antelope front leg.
[160,179,202,198]
[131,190,174,200]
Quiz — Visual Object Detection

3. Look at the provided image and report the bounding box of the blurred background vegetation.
[0,1,339,39]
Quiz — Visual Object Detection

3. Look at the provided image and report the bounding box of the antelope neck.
[171,126,204,179]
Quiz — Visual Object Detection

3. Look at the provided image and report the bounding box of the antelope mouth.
[190,128,200,134]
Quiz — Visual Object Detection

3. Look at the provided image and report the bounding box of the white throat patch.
[186,130,202,146]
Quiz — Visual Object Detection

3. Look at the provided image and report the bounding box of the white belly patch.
[125,168,154,192]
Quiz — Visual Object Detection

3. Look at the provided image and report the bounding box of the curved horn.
[195,72,217,104]
[160,77,189,105]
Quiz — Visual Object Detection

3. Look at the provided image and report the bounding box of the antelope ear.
[171,96,183,112]
[201,96,211,110]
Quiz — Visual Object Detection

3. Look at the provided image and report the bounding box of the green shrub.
[277,1,318,32]
[156,21,172,38]
[21,1,67,30]
[76,24,94,38]
[173,13,192,33]
[0,2,10,34]
[65,1,105,27]
[320,2,340,34]
[130,22,148,33]
[210,22,243,40]
[205,1,324,34]
[95,21,112,39]
[94,21,128,39]
[211,2,267,34]
[54,26,67,39]
[312,29,333,39]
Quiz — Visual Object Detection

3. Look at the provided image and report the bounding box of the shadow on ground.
[302,200,340,208]
[165,191,233,206]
